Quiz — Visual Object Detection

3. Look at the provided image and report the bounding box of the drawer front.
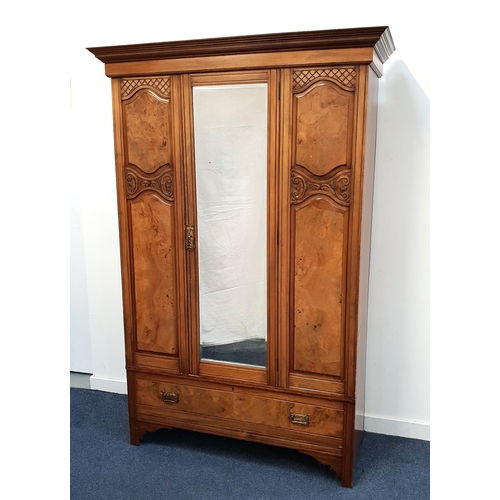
[135,377,344,439]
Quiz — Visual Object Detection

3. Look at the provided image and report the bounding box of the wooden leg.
[341,470,353,488]
[129,422,141,445]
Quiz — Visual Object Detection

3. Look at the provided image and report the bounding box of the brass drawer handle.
[161,391,179,404]
[289,412,309,426]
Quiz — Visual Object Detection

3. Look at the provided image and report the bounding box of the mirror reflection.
[193,83,268,368]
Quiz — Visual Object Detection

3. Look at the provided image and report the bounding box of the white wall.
[70,146,93,374]
[69,1,429,437]
[365,58,429,439]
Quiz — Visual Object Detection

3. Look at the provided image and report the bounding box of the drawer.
[135,377,344,439]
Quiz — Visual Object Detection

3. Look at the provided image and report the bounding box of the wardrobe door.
[282,67,357,395]
[116,76,187,374]
[183,71,279,384]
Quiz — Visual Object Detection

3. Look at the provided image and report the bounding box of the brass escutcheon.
[186,225,194,250]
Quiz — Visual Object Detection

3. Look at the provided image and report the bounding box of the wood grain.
[169,75,189,375]
[87,26,394,64]
[132,353,180,373]
[135,377,344,438]
[124,90,171,173]
[111,78,140,444]
[180,73,201,375]
[102,48,376,78]
[277,68,293,389]
[130,194,177,355]
[292,199,346,377]
[294,82,350,175]
[199,359,267,384]
[288,372,345,396]
[267,68,280,387]
[135,408,343,457]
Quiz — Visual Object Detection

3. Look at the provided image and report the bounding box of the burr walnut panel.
[294,82,352,176]
[130,194,177,356]
[123,90,172,174]
[292,198,347,378]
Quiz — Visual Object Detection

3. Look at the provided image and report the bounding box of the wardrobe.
[88,26,395,487]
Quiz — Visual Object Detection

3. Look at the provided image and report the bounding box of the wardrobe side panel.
[354,66,379,458]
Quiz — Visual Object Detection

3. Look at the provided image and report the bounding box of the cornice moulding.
[87,26,395,65]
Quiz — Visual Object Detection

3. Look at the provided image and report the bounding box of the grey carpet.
[71,388,429,499]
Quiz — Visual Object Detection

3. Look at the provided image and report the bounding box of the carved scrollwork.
[291,173,307,201]
[125,164,174,202]
[291,166,351,206]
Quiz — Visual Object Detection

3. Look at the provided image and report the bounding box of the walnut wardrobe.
[88,26,395,488]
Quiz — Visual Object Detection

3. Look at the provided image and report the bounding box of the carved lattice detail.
[291,166,351,206]
[121,78,171,100]
[293,68,356,93]
[125,164,174,202]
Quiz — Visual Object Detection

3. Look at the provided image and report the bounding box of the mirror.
[193,83,268,368]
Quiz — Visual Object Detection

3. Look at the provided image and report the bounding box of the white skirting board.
[86,376,429,441]
[365,414,430,441]
[89,375,128,395]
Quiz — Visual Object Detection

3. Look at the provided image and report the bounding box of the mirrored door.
[193,81,268,368]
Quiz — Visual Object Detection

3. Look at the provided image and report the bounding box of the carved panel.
[121,77,171,100]
[125,164,174,202]
[293,199,346,378]
[130,194,177,356]
[293,68,356,93]
[294,82,351,175]
[124,91,172,173]
[291,166,351,206]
